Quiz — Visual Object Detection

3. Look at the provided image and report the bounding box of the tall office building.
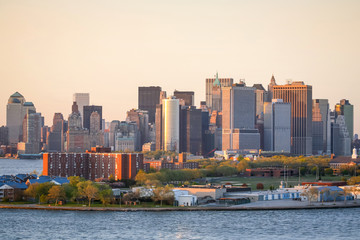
[109,120,120,150]
[335,99,354,139]
[47,113,64,152]
[211,73,222,112]
[0,126,9,146]
[89,111,103,148]
[222,84,260,151]
[179,106,202,155]
[73,93,89,120]
[67,102,90,152]
[162,97,180,152]
[174,90,194,107]
[312,99,331,155]
[267,75,277,101]
[253,84,268,119]
[83,105,102,130]
[6,92,34,144]
[205,74,233,109]
[114,121,140,152]
[18,112,42,154]
[273,81,312,155]
[264,99,291,152]
[138,86,161,123]
[155,104,163,151]
[126,109,149,146]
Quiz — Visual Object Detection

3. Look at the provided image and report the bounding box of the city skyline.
[1,1,359,133]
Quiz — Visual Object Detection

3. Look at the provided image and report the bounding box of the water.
[0,158,43,175]
[0,208,358,239]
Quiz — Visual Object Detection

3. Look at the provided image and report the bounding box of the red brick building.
[43,152,143,181]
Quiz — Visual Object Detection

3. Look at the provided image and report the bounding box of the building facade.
[43,152,143,180]
[138,86,161,123]
[174,90,194,107]
[73,93,89,121]
[205,75,233,110]
[162,97,180,152]
[273,81,313,155]
[83,105,103,130]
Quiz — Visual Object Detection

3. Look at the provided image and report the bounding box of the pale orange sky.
[1,0,359,133]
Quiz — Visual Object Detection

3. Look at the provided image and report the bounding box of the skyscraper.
[179,106,202,155]
[273,81,313,155]
[73,93,89,120]
[47,113,64,152]
[83,105,102,130]
[67,102,90,152]
[138,86,161,123]
[126,109,149,146]
[18,112,42,154]
[6,92,26,144]
[222,83,260,151]
[264,99,291,152]
[205,74,233,109]
[174,90,194,106]
[312,99,330,155]
[335,99,354,139]
[162,97,180,152]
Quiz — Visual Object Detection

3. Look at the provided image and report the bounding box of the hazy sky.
[1,0,359,133]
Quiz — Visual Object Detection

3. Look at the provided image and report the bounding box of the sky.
[1,0,359,133]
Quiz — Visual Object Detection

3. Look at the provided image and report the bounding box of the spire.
[270,74,276,85]
[213,72,221,87]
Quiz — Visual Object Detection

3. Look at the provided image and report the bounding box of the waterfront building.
[43,151,143,180]
[312,99,331,155]
[335,99,354,139]
[222,83,260,151]
[205,74,233,110]
[83,105,103,130]
[263,99,291,153]
[138,86,162,123]
[174,90,194,107]
[273,81,313,155]
[73,93,89,121]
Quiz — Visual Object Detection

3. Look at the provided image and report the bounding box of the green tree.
[48,185,66,205]
[324,168,333,176]
[135,170,147,185]
[99,188,113,206]
[152,185,174,206]
[77,181,99,207]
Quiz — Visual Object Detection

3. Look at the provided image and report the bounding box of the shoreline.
[1,201,360,212]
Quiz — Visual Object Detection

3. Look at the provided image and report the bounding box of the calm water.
[0,208,359,239]
[0,158,43,175]
[1,158,358,239]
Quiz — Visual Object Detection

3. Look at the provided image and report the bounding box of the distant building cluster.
[0,73,355,161]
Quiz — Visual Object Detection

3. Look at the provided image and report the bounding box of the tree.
[350,186,359,202]
[342,187,352,204]
[77,181,99,207]
[152,185,174,206]
[48,185,66,205]
[135,170,147,185]
[330,190,339,204]
[99,189,113,206]
[324,168,333,176]
[301,187,318,205]
[320,188,330,205]
[256,183,264,190]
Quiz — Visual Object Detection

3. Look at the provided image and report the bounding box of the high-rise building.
[18,112,42,154]
[6,92,31,144]
[312,99,331,155]
[335,99,354,139]
[264,99,291,152]
[0,126,9,146]
[179,106,202,155]
[43,152,143,181]
[174,90,194,107]
[162,97,180,152]
[267,75,277,101]
[73,93,89,120]
[126,109,149,146]
[109,120,120,150]
[47,113,64,152]
[155,103,163,151]
[138,86,161,123]
[211,73,222,112]
[114,121,140,152]
[83,105,102,130]
[205,75,233,109]
[67,102,90,152]
[222,83,260,151]
[273,81,313,155]
[253,84,268,119]
[89,111,103,148]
